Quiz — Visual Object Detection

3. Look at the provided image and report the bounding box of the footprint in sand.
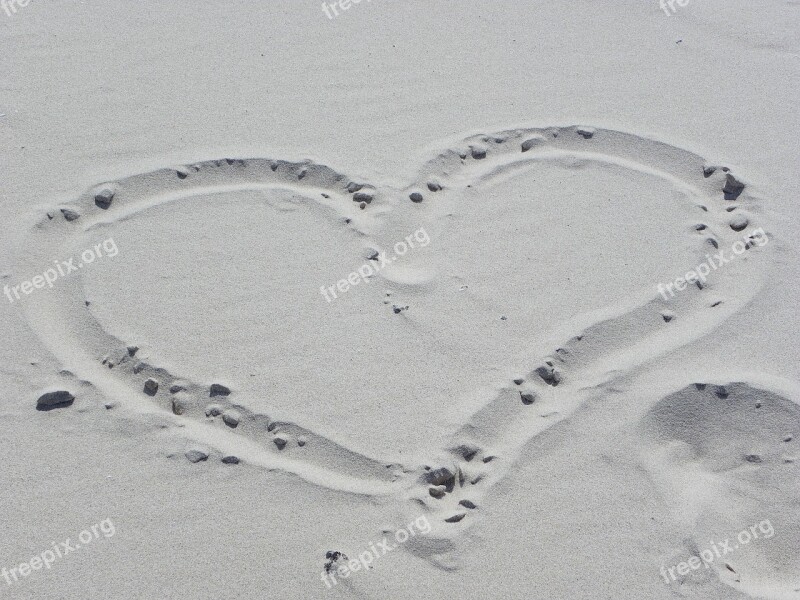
[636,381,800,597]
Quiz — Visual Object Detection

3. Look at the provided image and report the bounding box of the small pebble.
[444,513,466,523]
[425,467,455,487]
[210,383,231,397]
[723,173,745,200]
[185,449,209,463]
[171,398,186,416]
[454,445,478,461]
[324,551,348,574]
[222,409,241,427]
[429,486,446,499]
[143,378,159,396]
[94,188,114,209]
[536,363,561,386]
[60,208,80,221]
[36,390,75,409]
[521,136,545,152]
[471,146,487,160]
[730,215,749,232]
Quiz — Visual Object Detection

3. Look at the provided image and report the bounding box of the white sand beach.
[1,1,798,598]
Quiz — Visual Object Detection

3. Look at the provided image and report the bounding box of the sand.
[1,1,798,598]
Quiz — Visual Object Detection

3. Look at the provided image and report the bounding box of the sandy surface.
[1,1,799,598]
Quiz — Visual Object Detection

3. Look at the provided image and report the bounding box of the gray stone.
[730,215,749,232]
[723,174,746,200]
[143,378,159,396]
[94,188,114,209]
[60,208,80,222]
[444,513,466,523]
[521,136,545,152]
[429,486,446,499]
[425,467,455,489]
[36,390,75,409]
[222,409,241,427]
[471,146,487,159]
[185,449,209,463]
[210,383,231,397]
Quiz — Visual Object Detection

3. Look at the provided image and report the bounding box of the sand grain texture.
[1,1,798,598]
